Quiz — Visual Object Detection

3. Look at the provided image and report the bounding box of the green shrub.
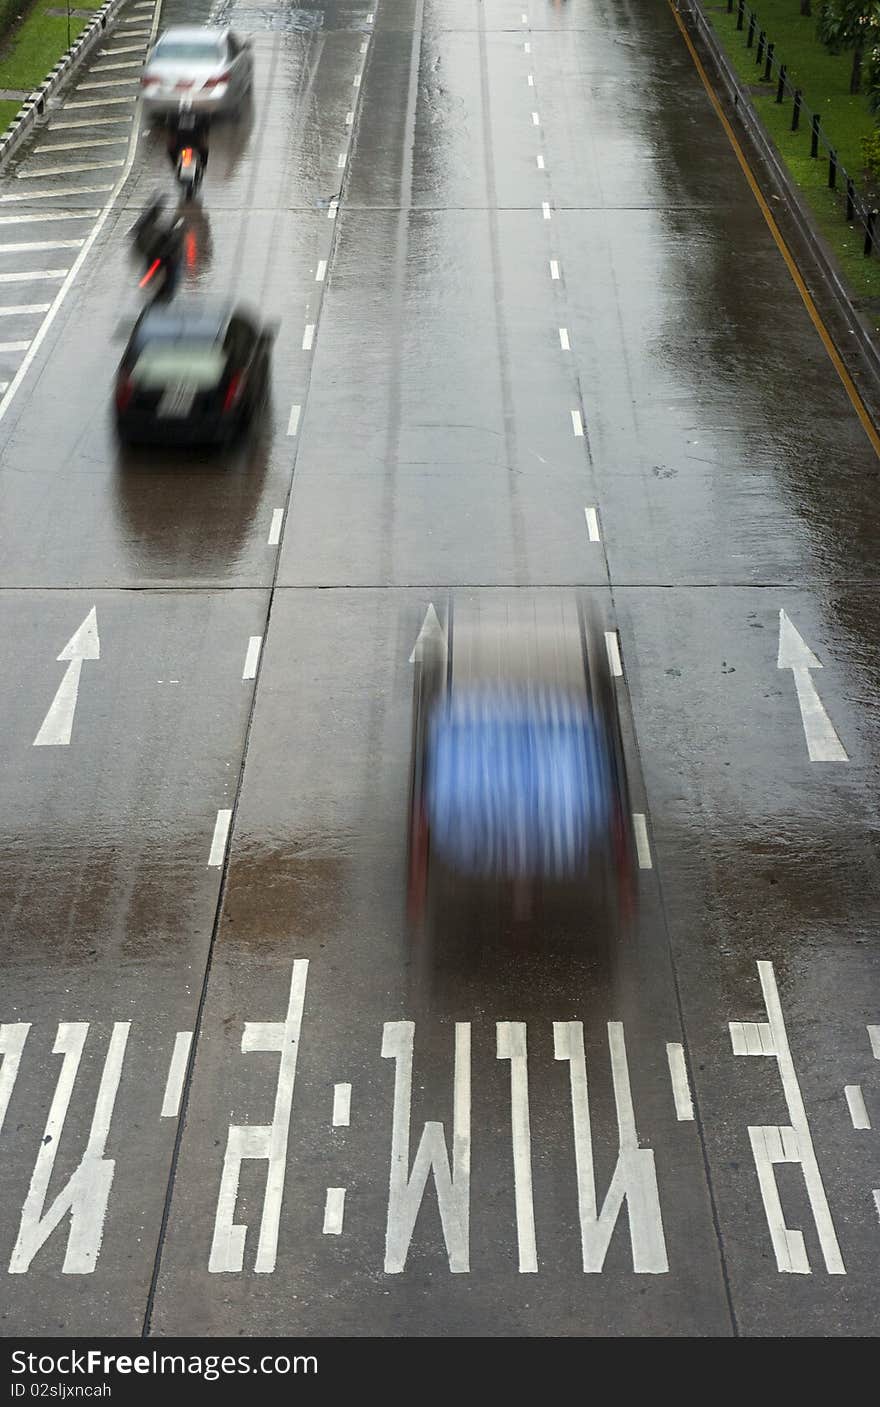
[861,122,880,176]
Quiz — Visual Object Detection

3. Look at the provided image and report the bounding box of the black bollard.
[737,0,745,30]
[811,112,820,158]
[776,63,786,102]
[864,208,877,257]
[747,13,755,47]
[756,31,765,65]
[764,41,774,82]
[847,177,855,222]
[791,88,802,131]
[828,149,837,190]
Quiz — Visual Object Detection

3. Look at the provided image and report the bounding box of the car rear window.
[152,41,225,62]
[133,343,226,390]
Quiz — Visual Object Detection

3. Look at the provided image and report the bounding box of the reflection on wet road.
[0,0,878,1338]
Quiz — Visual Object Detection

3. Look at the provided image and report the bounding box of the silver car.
[140,26,253,119]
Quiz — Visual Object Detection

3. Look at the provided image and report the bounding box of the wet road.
[0,0,878,1338]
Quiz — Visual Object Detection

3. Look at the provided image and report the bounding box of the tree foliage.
[817,2,880,93]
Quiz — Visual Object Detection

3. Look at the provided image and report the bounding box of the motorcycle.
[129,197,184,302]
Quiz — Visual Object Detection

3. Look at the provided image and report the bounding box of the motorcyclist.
[129,194,184,298]
[166,108,210,178]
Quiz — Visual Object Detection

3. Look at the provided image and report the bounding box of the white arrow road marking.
[409,602,447,663]
[777,610,847,762]
[0,1023,30,1136]
[34,607,99,747]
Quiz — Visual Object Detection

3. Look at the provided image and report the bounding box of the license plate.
[158,383,196,418]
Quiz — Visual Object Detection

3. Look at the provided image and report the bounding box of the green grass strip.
[0,0,88,96]
[705,0,880,314]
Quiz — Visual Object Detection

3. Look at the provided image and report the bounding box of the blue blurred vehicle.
[407,600,636,937]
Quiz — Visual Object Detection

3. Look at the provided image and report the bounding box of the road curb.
[681,0,880,394]
[0,0,128,170]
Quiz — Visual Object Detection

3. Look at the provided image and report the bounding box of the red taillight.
[222,372,246,412]
[203,71,231,88]
[140,75,159,87]
[115,375,133,411]
[180,147,194,168]
[139,258,161,288]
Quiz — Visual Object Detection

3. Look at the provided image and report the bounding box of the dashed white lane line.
[549,259,560,279]
[36,136,127,152]
[64,96,135,109]
[0,269,67,283]
[242,635,262,681]
[844,1085,871,1130]
[48,116,132,130]
[868,1025,880,1059]
[536,154,544,169]
[332,1083,351,1126]
[337,152,346,168]
[542,201,551,220]
[0,303,50,315]
[345,110,353,125]
[353,73,361,87]
[558,327,569,350]
[0,239,84,252]
[633,813,652,869]
[366,9,374,20]
[604,629,623,678]
[873,1190,880,1226]
[315,260,326,282]
[160,1032,193,1118]
[524,40,531,52]
[360,40,368,52]
[521,12,528,21]
[0,210,98,224]
[0,185,113,201]
[666,1043,695,1121]
[18,161,124,178]
[268,508,284,545]
[208,809,232,868]
[584,505,600,542]
[0,340,30,353]
[531,111,539,126]
[328,198,338,219]
[287,403,301,436]
[527,74,534,86]
[570,409,583,436]
[302,323,315,350]
[323,1189,346,1235]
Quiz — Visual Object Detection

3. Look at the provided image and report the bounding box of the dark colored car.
[406,598,637,943]
[114,302,273,447]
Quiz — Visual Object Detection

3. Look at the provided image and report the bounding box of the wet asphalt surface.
[0,0,878,1338]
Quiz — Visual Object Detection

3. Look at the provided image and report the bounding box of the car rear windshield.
[152,41,225,62]
[132,343,226,390]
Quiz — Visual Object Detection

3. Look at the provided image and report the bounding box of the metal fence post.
[776,63,786,102]
[764,41,774,82]
[864,208,877,257]
[747,13,756,47]
[828,149,837,190]
[811,112,820,158]
[791,88,802,130]
[847,177,855,221]
[737,0,745,30]
[756,31,765,64]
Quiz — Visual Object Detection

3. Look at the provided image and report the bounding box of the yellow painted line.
[667,0,880,459]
